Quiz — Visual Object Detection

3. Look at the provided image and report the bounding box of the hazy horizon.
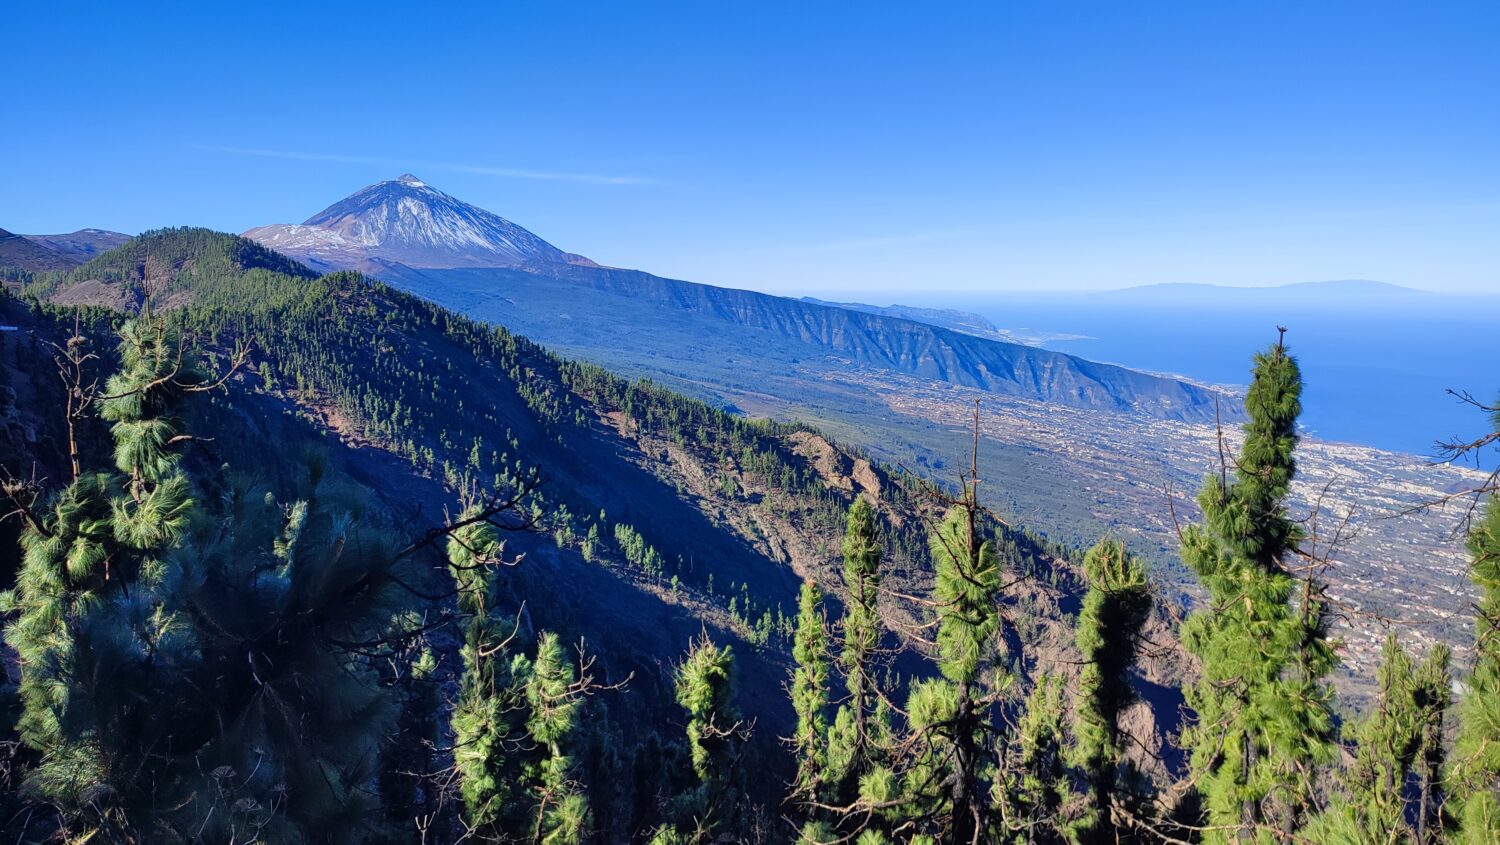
[801,278,1500,300]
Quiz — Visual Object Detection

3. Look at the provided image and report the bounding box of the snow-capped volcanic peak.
[244,174,593,271]
[299,174,571,266]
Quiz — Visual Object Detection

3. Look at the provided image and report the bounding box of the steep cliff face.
[394,262,1233,423]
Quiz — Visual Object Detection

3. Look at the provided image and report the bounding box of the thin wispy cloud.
[196,145,651,186]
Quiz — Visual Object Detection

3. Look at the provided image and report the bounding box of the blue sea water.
[929,289,1498,456]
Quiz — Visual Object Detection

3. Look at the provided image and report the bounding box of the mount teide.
[244,173,596,273]
[244,175,1232,424]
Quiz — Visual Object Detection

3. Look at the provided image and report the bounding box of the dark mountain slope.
[23,228,131,261]
[27,228,1114,689]
[17,229,1195,827]
[0,227,76,272]
[23,230,964,713]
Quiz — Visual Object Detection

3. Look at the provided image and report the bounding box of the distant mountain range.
[24,228,131,261]
[0,228,75,272]
[240,175,1233,424]
[0,227,130,272]
[1102,279,1441,306]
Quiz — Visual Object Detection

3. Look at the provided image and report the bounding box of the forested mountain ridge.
[4,227,1163,840]
[3,227,1498,844]
[19,227,1106,672]
[21,228,131,261]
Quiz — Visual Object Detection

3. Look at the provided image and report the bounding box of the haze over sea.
[914,282,1498,457]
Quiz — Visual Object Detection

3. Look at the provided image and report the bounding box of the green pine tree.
[1305,635,1449,844]
[933,497,1002,841]
[1067,538,1153,844]
[449,508,592,843]
[1005,674,1068,843]
[1448,476,1500,843]
[179,466,408,842]
[895,481,1004,842]
[1412,643,1451,845]
[825,497,897,834]
[2,315,201,837]
[3,313,410,842]
[790,580,831,806]
[448,509,530,835]
[521,631,590,844]
[1178,332,1338,842]
[651,635,746,844]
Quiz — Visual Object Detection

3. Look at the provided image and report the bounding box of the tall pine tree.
[651,635,747,844]
[520,631,590,844]
[3,315,200,837]
[1448,462,1500,843]
[447,507,591,843]
[1412,643,1450,845]
[790,580,831,808]
[1305,635,1449,844]
[826,498,895,824]
[3,313,410,841]
[449,509,530,836]
[1005,674,1068,843]
[1068,538,1153,844]
[895,472,1004,842]
[1178,331,1337,842]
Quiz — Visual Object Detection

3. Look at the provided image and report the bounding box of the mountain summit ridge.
[244,174,594,272]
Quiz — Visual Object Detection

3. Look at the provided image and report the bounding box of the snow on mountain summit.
[244,175,592,271]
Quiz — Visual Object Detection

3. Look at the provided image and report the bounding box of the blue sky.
[4,1,1497,294]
